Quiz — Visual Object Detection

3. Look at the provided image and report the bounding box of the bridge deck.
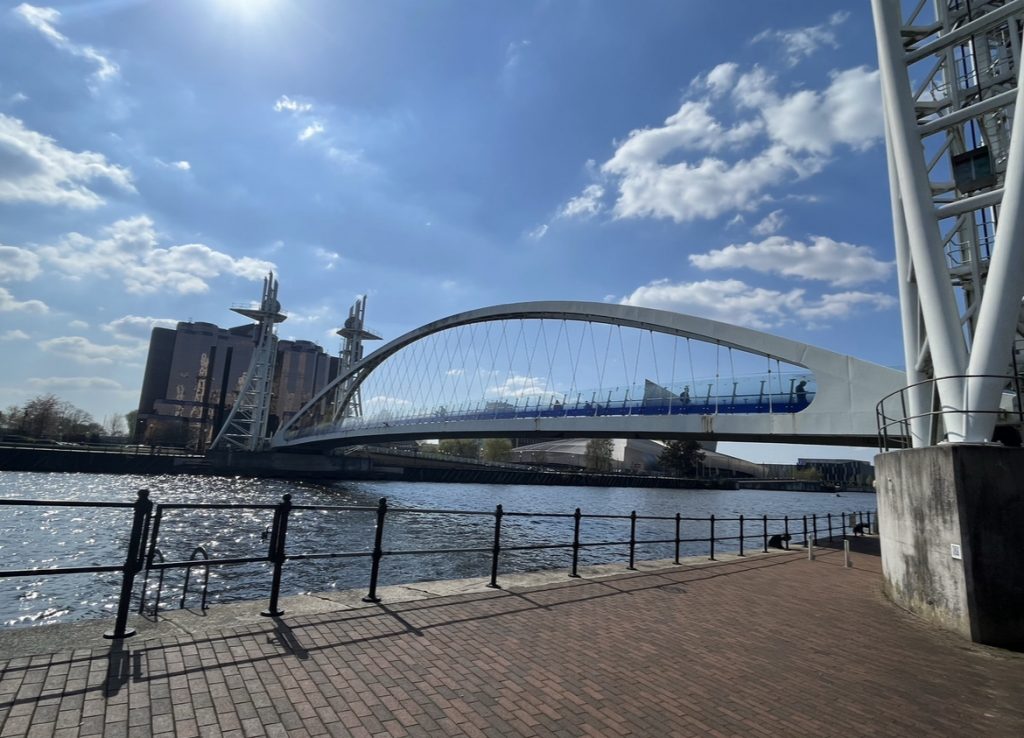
[1,547,1021,736]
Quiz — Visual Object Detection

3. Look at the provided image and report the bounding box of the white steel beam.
[873,0,969,439]
[965,79,1024,441]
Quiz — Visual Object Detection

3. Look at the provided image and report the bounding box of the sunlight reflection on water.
[0,472,871,627]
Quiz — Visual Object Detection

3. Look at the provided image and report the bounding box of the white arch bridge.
[272,302,904,451]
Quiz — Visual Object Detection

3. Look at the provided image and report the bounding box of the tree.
[437,438,482,459]
[105,413,127,437]
[22,394,61,438]
[658,440,706,477]
[481,438,512,462]
[584,438,614,472]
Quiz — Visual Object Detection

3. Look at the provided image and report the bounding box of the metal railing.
[876,373,1024,450]
[0,491,875,639]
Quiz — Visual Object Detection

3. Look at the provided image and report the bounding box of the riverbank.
[0,445,740,488]
[1,539,1021,737]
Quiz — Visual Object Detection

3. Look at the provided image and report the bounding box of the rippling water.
[0,472,872,628]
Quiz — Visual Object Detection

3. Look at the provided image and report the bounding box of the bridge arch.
[273,301,904,449]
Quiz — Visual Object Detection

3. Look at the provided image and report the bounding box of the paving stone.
[0,552,1022,737]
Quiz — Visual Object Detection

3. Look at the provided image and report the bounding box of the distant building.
[137,321,339,449]
[507,438,765,478]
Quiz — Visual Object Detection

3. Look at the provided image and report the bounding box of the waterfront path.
[1,544,1022,737]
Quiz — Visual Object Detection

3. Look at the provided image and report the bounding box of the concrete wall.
[876,445,1024,650]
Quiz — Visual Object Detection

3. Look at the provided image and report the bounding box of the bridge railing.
[876,373,1024,450]
[283,373,818,441]
[0,491,873,637]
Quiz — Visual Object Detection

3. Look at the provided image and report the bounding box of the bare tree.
[105,413,127,437]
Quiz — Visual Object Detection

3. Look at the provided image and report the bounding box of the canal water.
[0,472,873,628]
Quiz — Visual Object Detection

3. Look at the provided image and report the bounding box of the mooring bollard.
[844,538,852,568]
[808,535,815,561]
[105,489,153,639]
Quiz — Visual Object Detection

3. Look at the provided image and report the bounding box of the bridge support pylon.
[875,445,1024,650]
[872,0,1024,649]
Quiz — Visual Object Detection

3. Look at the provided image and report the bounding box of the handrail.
[0,490,875,635]
[876,373,1024,450]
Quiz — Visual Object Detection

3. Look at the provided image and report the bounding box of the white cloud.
[752,11,850,67]
[757,67,883,154]
[103,315,179,341]
[155,158,191,171]
[0,287,47,313]
[689,235,893,286]
[605,100,761,168]
[27,376,122,390]
[607,144,821,223]
[0,245,41,281]
[560,184,605,219]
[314,247,340,270]
[6,92,29,105]
[0,114,134,209]
[618,278,894,330]
[298,121,325,142]
[274,95,313,113]
[68,319,89,329]
[13,4,119,86]
[798,291,897,323]
[591,63,882,225]
[38,335,144,365]
[699,62,739,98]
[34,215,275,294]
[752,210,786,236]
[487,374,551,399]
[527,224,548,240]
[1,329,29,341]
[505,39,531,73]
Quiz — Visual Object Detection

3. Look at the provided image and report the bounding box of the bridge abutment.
[876,445,1024,650]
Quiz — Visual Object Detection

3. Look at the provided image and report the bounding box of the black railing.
[0,491,876,638]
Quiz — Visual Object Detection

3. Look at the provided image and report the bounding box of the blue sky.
[0,1,901,464]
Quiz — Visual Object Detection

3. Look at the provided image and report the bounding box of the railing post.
[708,514,716,560]
[673,512,681,564]
[783,516,790,550]
[104,489,153,640]
[762,514,768,553]
[867,510,873,532]
[139,504,164,614]
[827,513,833,542]
[812,513,818,543]
[842,512,848,538]
[802,515,809,547]
[738,515,745,557]
[362,497,388,603]
[570,507,582,578]
[627,511,637,570]
[262,493,292,617]
[488,504,503,588]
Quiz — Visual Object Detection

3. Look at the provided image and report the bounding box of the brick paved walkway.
[1,548,1022,737]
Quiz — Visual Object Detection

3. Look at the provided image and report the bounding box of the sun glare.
[217,0,278,22]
